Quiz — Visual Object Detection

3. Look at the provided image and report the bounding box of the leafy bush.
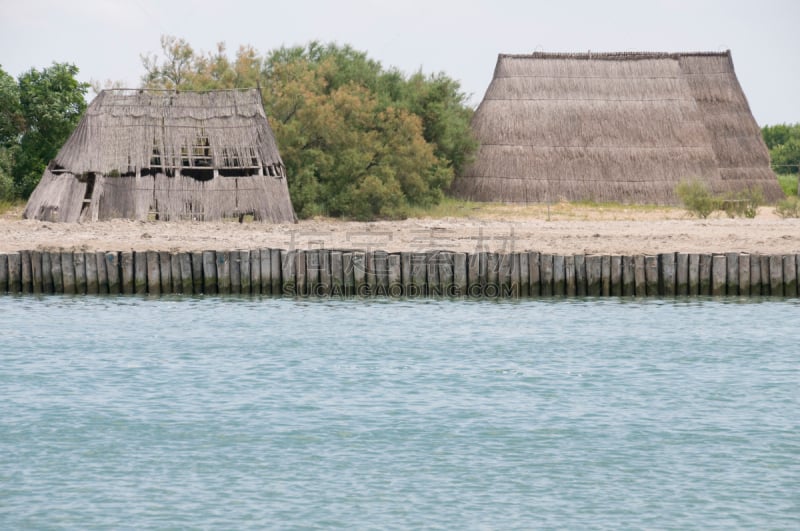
[776,173,798,197]
[775,197,800,218]
[675,179,718,218]
[721,187,763,219]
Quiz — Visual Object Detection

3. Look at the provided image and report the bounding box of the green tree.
[0,66,22,200]
[762,123,800,174]
[12,63,88,197]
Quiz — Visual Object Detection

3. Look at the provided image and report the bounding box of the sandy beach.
[2,204,799,255]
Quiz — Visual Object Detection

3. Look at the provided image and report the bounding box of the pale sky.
[1,0,798,125]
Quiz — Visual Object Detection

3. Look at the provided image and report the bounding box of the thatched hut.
[24,88,296,222]
[451,51,783,204]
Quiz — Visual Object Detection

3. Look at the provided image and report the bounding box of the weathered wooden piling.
[376,251,390,295]
[711,254,727,296]
[191,251,203,295]
[738,253,750,296]
[476,252,488,296]
[660,253,676,296]
[269,249,281,295]
[486,252,499,297]
[388,253,402,296]
[8,253,21,293]
[330,250,344,296]
[601,255,612,297]
[258,249,271,296]
[769,254,783,297]
[644,255,659,296]
[498,253,511,297]
[453,253,467,296]
[41,252,54,294]
[31,251,43,295]
[120,252,133,294]
[633,255,646,296]
[586,255,602,296]
[230,250,241,295]
[519,252,530,297]
[133,252,147,295]
[95,252,108,295]
[85,251,99,294]
[20,250,32,293]
[157,251,171,294]
[529,252,540,297]
[698,254,712,296]
[179,252,193,295]
[202,251,217,295]
[574,254,587,297]
[217,251,231,294]
[281,250,295,296]
[170,252,182,295]
[540,253,554,296]
[306,250,319,296]
[676,253,689,296]
[622,255,635,296]
[342,252,355,296]
[749,254,761,296]
[552,254,566,296]
[248,250,260,295]
[239,250,251,295]
[760,255,771,296]
[782,255,797,297]
[295,250,307,297]
[353,252,366,296]
[0,253,8,293]
[610,255,622,297]
[146,251,160,295]
[50,252,63,293]
[725,252,738,296]
[564,255,576,297]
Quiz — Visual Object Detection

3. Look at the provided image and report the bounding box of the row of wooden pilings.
[0,249,799,297]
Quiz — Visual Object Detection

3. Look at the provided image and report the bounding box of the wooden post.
[574,254,587,297]
[202,251,217,295]
[146,251,161,295]
[749,254,761,296]
[376,251,390,296]
[229,250,241,295]
[564,255,576,297]
[725,252,739,296]
[191,251,203,295]
[365,251,377,296]
[622,255,635,296]
[610,255,622,297]
[476,252,488,297]
[0,253,8,293]
[676,253,689,296]
[342,252,355,297]
[31,251,43,295]
[42,251,55,294]
[319,250,331,297]
[295,251,308,296]
[769,254,783,296]
[259,249,272,296]
[104,252,119,294]
[698,254,712,296]
[400,252,412,296]
[352,252,366,297]
[540,253,554,296]
[711,254,727,296]
[759,255,771,296]
[217,251,231,294]
[121,251,135,295]
[600,255,611,297]
[178,253,192,294]
[95,251,108,295]
[465,252,479,297]
[586,255,602,296]
[519,252,530,297]
[331,251,344,297]
[552,254,565,296]
[688,254,700,295]
[305,250,319,297]
[170,252,182,295]
[738,253,750,296]
[279,250,295,296]
[157,251,171,294]
[486,252,499,297]
[239,250,251,295]
[388,253,401,297]
[644,255,659,296]
[509,253,521,298]
[453,253,467,297]
[426,251,440,297]
[131,251,145,295]
[498,253,511,297]
[51,252,63,294]
[270,249,282,295]
[783,254,797,297]
[7,253,21,293]
[20,250,32,293]
[249,249,261,295]
[529,252,541,297]
[85,251,99,294]
[660,253,676,296]
[73,252,87,294]
[633,255,646,296]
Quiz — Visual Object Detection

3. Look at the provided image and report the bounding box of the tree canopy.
[762,123,800,175]
[142,37,476,219]
[0,63,88,200]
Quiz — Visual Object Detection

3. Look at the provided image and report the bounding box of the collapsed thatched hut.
[451,50,783,204]
[24,88,296,222]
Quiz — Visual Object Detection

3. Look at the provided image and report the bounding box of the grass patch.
[777,173,798,197]
[0,199,25,218]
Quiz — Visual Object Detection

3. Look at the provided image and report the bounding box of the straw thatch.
[24,88,296,222]
[451,51,783,204]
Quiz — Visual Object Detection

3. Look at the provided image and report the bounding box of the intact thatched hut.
[451,51,783,204]
[24,88,296,222]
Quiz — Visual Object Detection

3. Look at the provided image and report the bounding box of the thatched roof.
[451,51,783,204]
[24,88,296,223]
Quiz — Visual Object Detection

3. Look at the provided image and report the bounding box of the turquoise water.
[1,296,798,529]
